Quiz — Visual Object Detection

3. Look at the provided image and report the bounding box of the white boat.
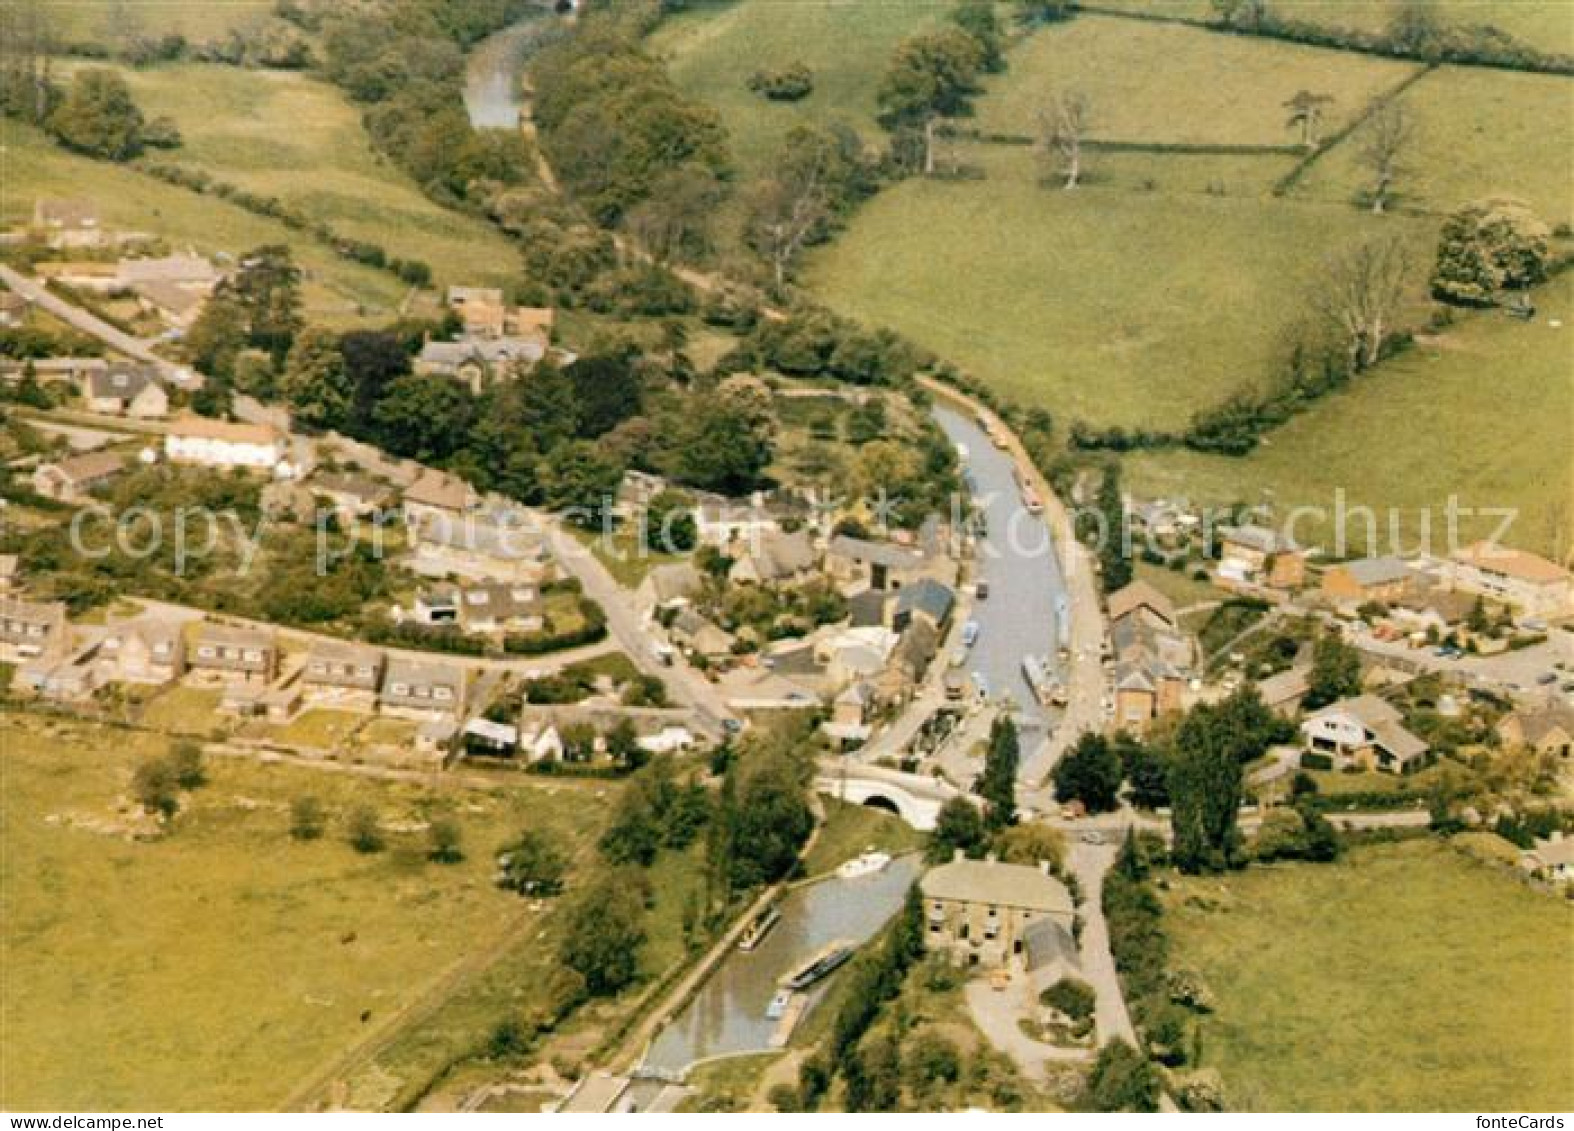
[837,850,892,879]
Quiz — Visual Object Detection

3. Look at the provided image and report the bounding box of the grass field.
[806,174,1433,428]
[139,684,224,734]
[648,0,945,177]
[1292,64,1574,223]
[0,719,599,1110]
[1128,270,1574,557]
[974,14,1418,144]
[1,121,405,324]
[1090,0,1574,58]
[801,796,924,878]
[41,0,278,43]
[96,63,520,289]
[1162,838,1574,1111]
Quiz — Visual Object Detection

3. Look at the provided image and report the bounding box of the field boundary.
[1272,63,1438,196]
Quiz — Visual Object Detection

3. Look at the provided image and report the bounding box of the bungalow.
[401,469,479,527]
[1300,694,1430,774]
[32,450,125,503]
[381,657,465,718]
[719,667,822,713]
[825,534,926,592]
[80,364,168,418]
[0,597,68,661]
[1322,557,1415,607]
[190,624,277,682]
[637,726,695,757]
[302,640,384,705]
[410,510,547,576]
[1519,834,1574,884]
[21,646,106,702]
[308,472,394,520]
[518,721,565,763]
[458,581,544,634]
[116,253,219,290]
[165,416,284,471]
[729,528,818,586]
[921,853,1075,970]
[463,716,518,755]
[99,618,185,685]
[1445,542,1573,618]
[1496,704,1574,760]
[33,198,104,248]
[893,578,955,633]
[1217,524,1306,590]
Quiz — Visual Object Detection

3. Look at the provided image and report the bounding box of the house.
[190,624,277,682]
[165,416,284,471]
[401,469,479,527]
[413,586,460,625]
[637,726,695,756]
[1393,586,1477,635]
[463,716,518,755]
[637,561,703,614]
[409,511,547,576]
[719,667,821,712]
[302,640,384,704]
[826,681,876,744]
[1106,580,1177,628]
[308,472,394,520]
[1108,594,1194,733]
[414,337,551,392]
[447,286,507,335]
[116,253,219,290]
[519,721,565,763]
[1496,704,1574,760]
[0,290,29,327]
[845,587,889,628]
[381,657,465,718]
[130,278,209,329]
[0,597,68,661]
[80,364,168,418]
[35,259,120,290]
[33,198,104,248]
[1445,542,1573,618]
[892,578,955,633]
[1322,557,1415,607]
[458,581,544,634]
[1217,525,1306,590]
[669,608,736,662]
[1519,834,1574,884]
[729,529,818,586]
[31,450,126,503]
[1255,665,1310,718]
[99,618,185,685]
[920,852,1075,970]
[20,646,106,702]
[825,535,926,592]
[1300,694,1430,774]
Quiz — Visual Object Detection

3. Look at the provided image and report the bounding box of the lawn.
[1,121,405,325]
[99,63,520,289]
[138,684,224,735]
[648,0,945,178]
[270,708,369,751]
[1292,64,1574,223]
[974,14,1418,145]
[0,718,597,1110]
[1132,561,1227,610]
[801,796,924,878]
[1161,838,1574,1111]
[806,173,1433,428]
[1128,270,1574,557]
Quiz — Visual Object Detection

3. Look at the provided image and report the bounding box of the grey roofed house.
[117,254,219,287]
[845,587,888,628]
[303,640,384,691]
[1398,586,1476,626]
[827,534,925,573]
[920,856,1075,917]
[416,336,548,373]
[640,561,703,608]
[129,278,206,320]
[403,469,478,515]
[85,363,160,403]
[1222,523,1296,554]
[309,471,394,513]
[191,623,275,675]
[894,578,955,628]
[458,580,543,627]
[730,528,818,584]
[1337,556,1414,588]
[1255,665,1310,712]
[382,656,465,713]
[33,450,126,497]
[1305,693,1429,766]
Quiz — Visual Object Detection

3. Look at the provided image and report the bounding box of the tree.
[289,795,326,840]
[183,291,250,380]
[496,827,568,896]
[541,440,621,529]
[1283,90,1334,148]
[1082,1039,1160,1112]
[1168,701,1246,873]
[1115,731,1170,810]
[48,67,144,159]
[926,796,987,862]
[1388,0,1444,59]
[559,872,647,996]
[131,757,179,819]
[428,816,463,863]
[979,714,1020,828]
[624,165,723,264]
[564,353,641,438]
[346,804,384,854]
[1209,0,1268,29]
[371,372,476,462]
[670,393,773,494]
[281,327,353,431]
[1304,632,1362,709]
[339,329,410,434]
[1039,88,1091,190]
[993,820,1067,870]
[1015,0,1076,23]
[1358,99,1415,214]
[1095,461,1133,590]
[1041,976,1097,1021]
[644,488,697,554]
[167,740,205,789]
[745,129,839,291]
[951,0,1005,72]
[600,783,662,866]
[225,245,303,365]
[1312,234,1414,371]
[1053,731,1124,813]
[1430,198,1551,306]
[721,742,814,889]
[876,28,986,176]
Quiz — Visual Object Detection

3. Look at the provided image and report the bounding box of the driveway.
[963,974,1088,1084]
[1066,838,1138,1049]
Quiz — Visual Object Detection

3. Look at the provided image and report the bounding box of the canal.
[463,13,554,130]
[642,855,921,1074]
[932,404,1070,783]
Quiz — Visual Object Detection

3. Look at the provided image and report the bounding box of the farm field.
[1089,0,1574,58]
[70,63,521,290]
[1162,839,1574,1111]
[0,719,600,1110]
[1128,271,1574,557]
[806,173,1433,428]
[0,122,404,325]
[973,14,1419,144]
[1291,64,1574,222]
[648,0,944,177]
[41,0,278,44]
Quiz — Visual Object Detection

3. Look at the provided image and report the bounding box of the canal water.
[463,15,552,130]
[932,404,1070,782]
[642,854,921,1074]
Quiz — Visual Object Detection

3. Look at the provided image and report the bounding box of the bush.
[289,795,326,840]
[747,62,814,101]
[167,740,206,789]
[131,757,180,819]
[346,804,384,854]
[1299,751,1334,771]
[1040,976,1097,1021]
[428,815,464,863]
[1431,198,1551,306]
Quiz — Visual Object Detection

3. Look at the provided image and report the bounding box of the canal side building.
[920,853,1075,970]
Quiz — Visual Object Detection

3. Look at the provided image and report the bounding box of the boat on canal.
[837,851,892,880]
[737,904,781,952]
[781,940,856,992]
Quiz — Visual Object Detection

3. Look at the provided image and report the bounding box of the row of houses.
[1321,546,1573,621]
